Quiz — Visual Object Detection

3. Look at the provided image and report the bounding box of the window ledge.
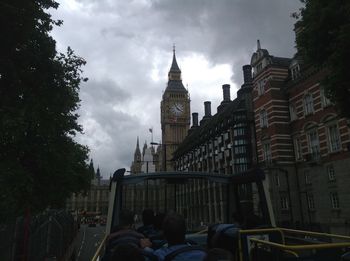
[331,208,341,213]
[304,112,314,117]
[329,149,342,155]
[322,103,332,109]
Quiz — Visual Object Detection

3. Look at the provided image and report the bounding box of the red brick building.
[251,37,350,234]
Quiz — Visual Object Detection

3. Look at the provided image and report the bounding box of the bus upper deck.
[93,168,350,261]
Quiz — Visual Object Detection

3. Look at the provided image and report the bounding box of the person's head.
[231,212,244,226]
[119,209,135,228]
[163,213,186,245]
[210,225,239,256]
[142,209,155,226]
[154,212,166,230]
[110,244,144,261]
[203,248,235,261]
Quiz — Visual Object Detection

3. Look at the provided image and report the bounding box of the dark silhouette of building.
[172,66,257,227]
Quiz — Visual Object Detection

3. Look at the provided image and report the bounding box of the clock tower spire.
[160,48,191,171]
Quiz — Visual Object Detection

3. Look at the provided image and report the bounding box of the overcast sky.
[50,0,302,178]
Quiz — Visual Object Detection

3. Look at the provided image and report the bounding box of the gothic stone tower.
[130,137,142,174]
[160,48,190,171]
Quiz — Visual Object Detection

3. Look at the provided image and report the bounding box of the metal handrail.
[280,228,350,241]
[238,227,350,261]
[239,227,285,244]
[91,234,108,261]
[249,237,350,250]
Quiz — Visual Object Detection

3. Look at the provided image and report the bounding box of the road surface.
[75,224,106,261]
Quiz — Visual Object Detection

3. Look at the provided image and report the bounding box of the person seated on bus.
[137,209,158,238]
[141,213,206,261]
[203,248,235,261]
[208,223,240,256]
[110,244,144,261]
[103,209,145,261]
[153,212,166,236]
[150,212,167,249]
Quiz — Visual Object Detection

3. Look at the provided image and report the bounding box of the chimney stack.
[243,65,252,84]
[192,112,198,127]
[222,84,231,102]
[204,101,211,117]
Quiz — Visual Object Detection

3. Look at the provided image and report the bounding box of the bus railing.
[91,234,108,261]
[238,227,350,261]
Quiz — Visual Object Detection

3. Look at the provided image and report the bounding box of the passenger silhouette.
[203,248,235,261]
[110,244,144,261]
[103,209,145,261]
[137,209,157,238]
[143,213,206,261]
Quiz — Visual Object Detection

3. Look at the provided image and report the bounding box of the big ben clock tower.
[160,47,190,171]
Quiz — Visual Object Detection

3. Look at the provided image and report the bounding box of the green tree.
[0,0,91,221]
[294,0,350,118]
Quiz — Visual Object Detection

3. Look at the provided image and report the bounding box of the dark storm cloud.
[150,0,301,83]
[81,78,131,106]
[51,0,303,177]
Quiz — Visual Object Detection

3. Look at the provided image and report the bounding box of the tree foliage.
[295,0,350,118]
[0,0,91,221]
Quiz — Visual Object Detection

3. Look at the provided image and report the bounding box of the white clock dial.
[171,102,184,116]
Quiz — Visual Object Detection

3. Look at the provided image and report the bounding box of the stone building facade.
[173,65,256,174]
[172,66,258,227]
[66,167,110,216]
[251,36,350,234]
[130,139,160,174]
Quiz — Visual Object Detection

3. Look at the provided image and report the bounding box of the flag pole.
[149,127,153,143]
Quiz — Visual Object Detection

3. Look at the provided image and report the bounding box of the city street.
[75,224,106,261]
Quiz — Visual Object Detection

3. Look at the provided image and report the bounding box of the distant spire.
[96,166,101,185]
[257,39,261,50]
[170,45,181,73]
[96,166,101,178]
[89,159,95,179]
[134,136,141,158]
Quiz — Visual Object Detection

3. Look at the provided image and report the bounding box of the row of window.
[274,166,336,191]
[304,165,336,185]
[289,89,331,120]
[280,192,340,210]
[261,123,341,163]
[293,124,341,161]
[259,90,331,129]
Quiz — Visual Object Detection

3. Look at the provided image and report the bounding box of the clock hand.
[175,104,183,111]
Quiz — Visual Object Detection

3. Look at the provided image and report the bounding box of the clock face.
[170,102,184,116]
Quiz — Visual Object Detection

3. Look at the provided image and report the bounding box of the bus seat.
[163,245,207,261]
[208,224,240,255]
